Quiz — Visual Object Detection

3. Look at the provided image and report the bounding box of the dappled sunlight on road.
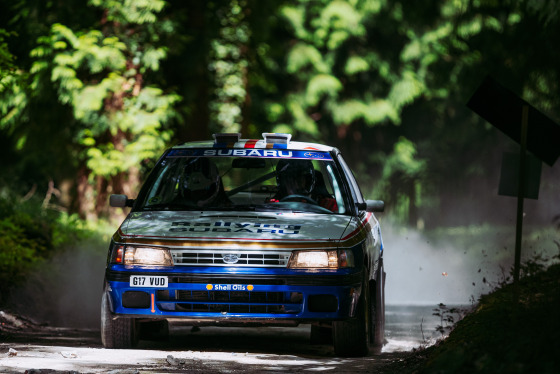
[1,305,447,373]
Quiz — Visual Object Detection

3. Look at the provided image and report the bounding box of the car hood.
[115,211,361,248]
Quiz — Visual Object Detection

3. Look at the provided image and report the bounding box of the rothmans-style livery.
[101,133,386,357]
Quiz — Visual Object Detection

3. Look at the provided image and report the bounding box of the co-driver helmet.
[275,159,316,195]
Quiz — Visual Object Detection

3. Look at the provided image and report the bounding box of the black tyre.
[101,291,138,348]
[332,270,370,357]
[372,260,386,347]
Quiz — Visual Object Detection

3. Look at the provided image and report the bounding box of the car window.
[135,151,350,215]
[337,154,365,204]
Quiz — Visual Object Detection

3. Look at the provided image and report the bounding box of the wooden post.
[513,105,529,303]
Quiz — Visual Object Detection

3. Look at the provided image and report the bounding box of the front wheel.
[372,260,386,347]
[101,291,138,348]
[332,271,370,357]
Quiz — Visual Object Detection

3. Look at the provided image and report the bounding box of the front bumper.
[105,265,363,324]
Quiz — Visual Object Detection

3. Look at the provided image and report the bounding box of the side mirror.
[110,194,135,208]
[357,200,384,213]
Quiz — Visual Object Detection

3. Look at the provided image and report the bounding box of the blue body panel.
[106,264,361,321]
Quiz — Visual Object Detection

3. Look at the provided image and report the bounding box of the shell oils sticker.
[170,221,302,235]
[207,284,254,291]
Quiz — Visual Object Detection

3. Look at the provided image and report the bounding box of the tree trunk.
[76,166,97,221]
[175,0,210,142]
[95,175,108,217]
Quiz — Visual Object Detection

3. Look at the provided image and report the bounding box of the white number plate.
[129,275,168,288]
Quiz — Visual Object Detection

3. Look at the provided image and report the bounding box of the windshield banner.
[167,149,333,160]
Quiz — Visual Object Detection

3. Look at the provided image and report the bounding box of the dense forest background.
[1,0,559,227]
[1,0,559,321]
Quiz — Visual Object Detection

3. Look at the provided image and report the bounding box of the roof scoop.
[262,133,291,145]
[213,133,241,144]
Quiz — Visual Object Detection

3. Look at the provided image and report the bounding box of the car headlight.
[287,249,354,269]
[111,245,174,266]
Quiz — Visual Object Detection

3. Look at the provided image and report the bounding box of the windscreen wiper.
[258,202,333,214]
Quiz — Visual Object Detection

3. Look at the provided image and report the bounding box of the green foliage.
[270,0,560,226]
[331,99,398,125]
[0,28,28,130]
[0,196,50,302]
[344,55,369,75]
[375,137,426,223]
[0,218,41,295]
[90,0,167,25]
[2,0,560,225]
[272,0,454,219]
[277,0,438,136]
[0,29,17,80]
[382,137,426,178]
[0,71,28,129]
[306,74,342,106]
[286,43,328,74]
[29,1,179,181]
[209,0,250,133]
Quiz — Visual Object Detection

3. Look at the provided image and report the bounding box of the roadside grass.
[384,262,560,373]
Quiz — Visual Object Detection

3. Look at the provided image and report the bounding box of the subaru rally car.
[101,133,386,356]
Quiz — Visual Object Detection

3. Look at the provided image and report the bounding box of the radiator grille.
[171,250,291,267]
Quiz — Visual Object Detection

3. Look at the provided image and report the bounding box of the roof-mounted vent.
[263,133,291,145]
[213,133,241,144]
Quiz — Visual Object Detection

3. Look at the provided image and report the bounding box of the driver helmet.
[182,157,220,206]
[276,159,316,195]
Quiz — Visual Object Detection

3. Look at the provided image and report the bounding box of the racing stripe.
[213,139,287,149]
[337,213,374,248]
[340,213,373,241]
[262,143,288,149]
[244,139,258,148]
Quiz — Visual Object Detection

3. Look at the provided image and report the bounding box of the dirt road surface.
[1,306,442,373]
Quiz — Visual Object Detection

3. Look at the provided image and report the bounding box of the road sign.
[467,76,560,166]
[498,151,541,199]
[467,76,560,304]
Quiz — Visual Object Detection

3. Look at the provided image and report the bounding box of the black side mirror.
[356,200,384,213]
[110,194,135,208]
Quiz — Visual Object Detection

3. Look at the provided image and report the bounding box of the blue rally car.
[102,133,386,356]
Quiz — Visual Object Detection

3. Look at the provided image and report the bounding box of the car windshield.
[135,149,349,215]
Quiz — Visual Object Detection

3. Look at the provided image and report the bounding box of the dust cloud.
[8,242,107,329]
[382,158,560,306]
[382,222,559,306]
[382,225,499,306]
